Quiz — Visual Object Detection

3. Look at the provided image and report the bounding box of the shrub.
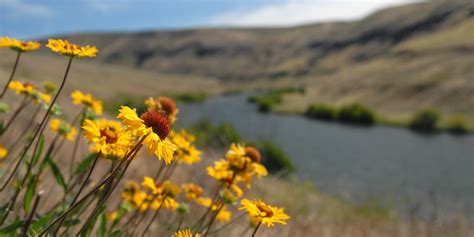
[189,119,241,147]
[305,104,336,120]
[409,109,440,132]
[249,141,294,176]
[337,103,376,125]
[103,94,147,115]
[248,93,282,113]
[447,116,469,134]
[170,92,207,103]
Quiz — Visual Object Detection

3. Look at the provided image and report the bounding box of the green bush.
[170,92,207,103]
[305,104,336,120]
[446,116,468,134]
[258,142,295,176]
[189,119,241,147]
[248,93,282,113]
[337,103,376,125]
[409,109,440,132]
[103,94,147,115]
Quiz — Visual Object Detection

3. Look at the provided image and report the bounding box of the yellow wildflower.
[8,81,51,104]
[181,183,204,201]
[82,119,133,158]
[105,211,118,221]
[50,118,76,140]
[46,39,97,58]
[239,199,289,227]
[71,90,103,115]
[140,177,179,210]
[0,144,8,159]
[170,130,201,165]
[171,229,201,237]
[0,37,40,52]
[117,106,175,164]
[121,181,141,203]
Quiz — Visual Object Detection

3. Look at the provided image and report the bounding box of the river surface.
[176,94,474,215]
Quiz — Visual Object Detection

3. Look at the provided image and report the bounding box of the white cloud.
[209,0,420,27]
[0,0,54,18]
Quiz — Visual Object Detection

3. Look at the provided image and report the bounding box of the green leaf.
[32,135,45,166]
[80,205,106,237]
[23,175,37,213]
[45,156,67,192]
[107,230,121,237]
[39,142,55,174]
[63,219,81,227]
[30,212,54,232]
[0,219,25,234]
[74,153,98,175]
[97,213,106,237]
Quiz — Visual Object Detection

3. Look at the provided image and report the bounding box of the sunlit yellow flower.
[171,229,201,237]
[8,80,34,95]
[50,118,76,140]
[8,81,51,104]
[140,177,179,210]
[239,199,289,227]
[170,130,201,165]
[82,119,133,158]
[216,206,232,223]
[226,144,268,187]
[207,159,233,181]
[0,37,40,52]
[122,180,141,203]
[181,183,204,201]
[145,96,179,123]
[71,90,103,115]
[117,106,175,164]
[46,39,97,58]
[0,144,8,159]
[105,211,118,221]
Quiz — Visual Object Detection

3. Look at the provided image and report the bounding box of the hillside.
[1,0,473,123]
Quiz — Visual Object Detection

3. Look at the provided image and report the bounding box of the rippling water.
[176,94,474,215]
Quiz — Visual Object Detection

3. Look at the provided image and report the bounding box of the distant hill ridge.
[47,0,473,81]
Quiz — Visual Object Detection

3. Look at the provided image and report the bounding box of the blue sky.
[0,0,417,39]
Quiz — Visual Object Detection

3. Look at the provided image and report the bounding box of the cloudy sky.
[1,0,418,39]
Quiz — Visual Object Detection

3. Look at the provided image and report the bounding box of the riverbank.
[243,89,474,134]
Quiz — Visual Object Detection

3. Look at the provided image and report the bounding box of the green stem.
[0,56,74,191]
[203,203,225,237]
[0,51,21,99]
[251,221,262,237]
[140,197,166,237]
[51,152,102,234]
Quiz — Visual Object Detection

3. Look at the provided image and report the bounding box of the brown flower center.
[158,96,177,116]
[256,203,274,217]
[140,111,170,140]
[245,147,261,163]
[100,128,118,144]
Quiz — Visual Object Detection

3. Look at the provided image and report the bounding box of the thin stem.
[52,152,101,235]
[140,198,166,237]
[68,106,86,180]
[38,135,146,236]
[1,95,29,135]
[20,191,42,236]
[0,51,21,99]
[208,213,246,235]
[7,105,41,154]
[203,203,225,237]
[251,221,262,237]
[0,56,74,191]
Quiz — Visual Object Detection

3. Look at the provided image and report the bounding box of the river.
[176,94,474,216]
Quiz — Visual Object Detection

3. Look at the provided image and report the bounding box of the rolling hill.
[1,0,473,123]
